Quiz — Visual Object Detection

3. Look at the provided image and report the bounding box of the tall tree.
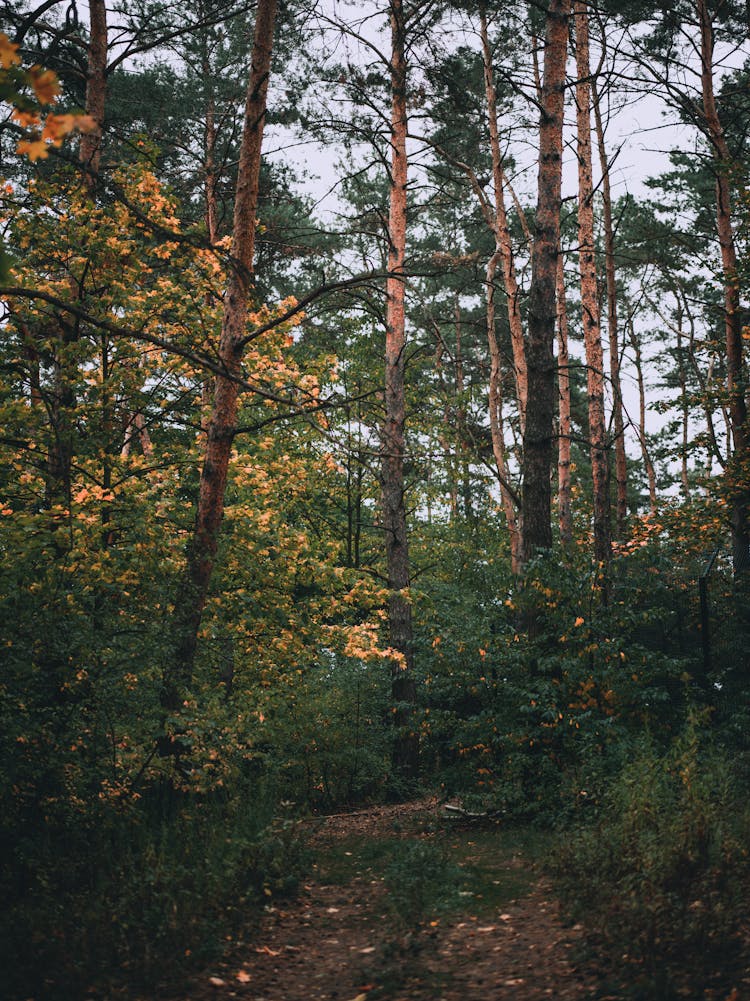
[521,0,571,562]
[574,0,611,564]
[591,59,628,537]
[696,0,749,574]
[170,0,278,701]
[382,0,417,780]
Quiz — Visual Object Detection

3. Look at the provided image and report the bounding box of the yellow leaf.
[0,33,20,69]
[30,67,60,104]
[16,138,49,161]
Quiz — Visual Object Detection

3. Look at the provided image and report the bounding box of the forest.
[1,0,749,998]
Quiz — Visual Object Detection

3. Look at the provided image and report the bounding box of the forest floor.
[158,798,608,1001]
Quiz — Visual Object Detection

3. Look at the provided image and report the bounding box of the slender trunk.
[675,292,725,468]
[698,0,749,573]
[383,0,417,780]
[19,320,42,408]
[628,320,657,513]
[201,45,219,428]
[170,0,277,700]
[480,3,527,430]
[556,255,572,544]
[676,312,691,497]
[487,248,523,573]
[574,0,610,565]
[522,0,570,562]
[434,325,458,517]
[454,299,472,520]
[592,75,627,538]
[47,1,108,510]
[79,0,107,185]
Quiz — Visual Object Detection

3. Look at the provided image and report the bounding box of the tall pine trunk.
[592,72,627,538]
[383,0,417,780]
[556,255,573,544]
[480,3,524,572]
[169,0,277,702]
[480,2,528,432]
[521,0,570,562]
[697,0,749,574]
[574,0,610,565]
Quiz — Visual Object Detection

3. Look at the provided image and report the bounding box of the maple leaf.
[0,32,20,68]
[16,139,49,162]
[30,67,60,104]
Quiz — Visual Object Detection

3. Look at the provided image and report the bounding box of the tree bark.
[170,0,277,701]
[79,0,107,185]
[574,0,610,565]
[487,245,523,573]
[383,0,417,781]
[556,254,572,544]
[480,3,528,431]
[521,0,571,563]
[627,318,657,514]
[697,0,749,574]
[592,73,627,539]
[46,0,108,511]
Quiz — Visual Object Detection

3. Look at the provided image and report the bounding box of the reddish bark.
[383,0,417,780]
[574,0,610,564]
[521,0,571,562]
[79,0,107,184]
[171,0,278,698]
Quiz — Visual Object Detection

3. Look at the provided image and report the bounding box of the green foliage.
[383,839,464,932]
[0,783,307,1000]
[552,723,750,999]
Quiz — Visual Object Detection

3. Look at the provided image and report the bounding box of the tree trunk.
[556,255,572,544]
[574,0,610,565]
[697,0,749,574]
[479,3,528,431]
[521,0,570,562]
[675,310,691,497]
[627,319,657,514]
[79,0,107,185]
[487,246,523,573]
[383,0,417,781]
[592,74,627,538]
[170,0,277,702]
[46,0,108,510]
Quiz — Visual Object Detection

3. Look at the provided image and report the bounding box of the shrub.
[551,724,750,999]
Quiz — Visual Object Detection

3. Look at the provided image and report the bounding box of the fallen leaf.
[477,925,496,932]
[500,913,512,921]
[255,945,281,957]
[326,906,340,913]
[209,976,226,987]
[359,946,376,954]
[236,970,251,983]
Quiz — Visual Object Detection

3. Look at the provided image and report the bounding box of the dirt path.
[169,800,601,1001]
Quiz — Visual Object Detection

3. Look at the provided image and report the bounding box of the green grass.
[312,818,547,920]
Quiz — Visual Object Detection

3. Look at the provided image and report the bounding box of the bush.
[551,723,750,999]
[0,782,308,1000]
[383,839,463,933]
